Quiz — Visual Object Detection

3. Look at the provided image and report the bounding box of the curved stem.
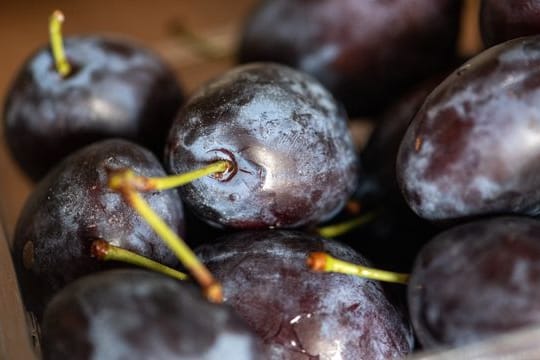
[108,171,223,303]
[49,10,71,77]
[307,252,409,284]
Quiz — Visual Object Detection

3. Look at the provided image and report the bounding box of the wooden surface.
[0,222,35,359]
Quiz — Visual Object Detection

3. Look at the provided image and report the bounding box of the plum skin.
[13,139,185,317]
[481,0,540,47]
[166,62,357,230]
[397,35,540,221]
[238,0,461,116]
[3,35,183,181]
[196,230,414,359]
[408,216,540,348]
[42,269,263,360]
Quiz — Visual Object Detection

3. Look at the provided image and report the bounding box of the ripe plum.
[42,269,263,359]
[13,139,185,316]
[166,63,357,230]
[238,0,461,116]
[481,0,540,47]
[3,35,183,180]
[196,230,414,359]
[397,36,540,221]
[409,216,540,348]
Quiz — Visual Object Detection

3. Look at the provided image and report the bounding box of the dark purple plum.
[363,75,446,198]
[13,139,185,317]
[329,77,446,272]
[238,0,461,116]
[481,0,540,47]
[196,230,414,359]
[42,269,263,360]
[409,216,540,348]
[166,63,357,230]
[3,35,183,181]
[397,35,540,222]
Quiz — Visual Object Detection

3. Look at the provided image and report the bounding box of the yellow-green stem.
[91,239,188,281]
[108,173,222,303]
[108,160,231,192]
[307,252,409,284]
[149,160,231,190]
[317,212,377,238]
[49,10,71,77]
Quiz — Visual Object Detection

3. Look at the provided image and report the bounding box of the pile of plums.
[5,1,540,358]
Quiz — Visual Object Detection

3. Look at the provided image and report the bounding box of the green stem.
[49,10,71,77]
[91,239,188,281]
[307,252,409,284]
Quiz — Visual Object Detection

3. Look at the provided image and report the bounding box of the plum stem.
[108,160,231,192]
[91,239,188,281]
[307,252,410,284]
[316,212,377,238]
[49,10,71,77]
[108,172,223,303]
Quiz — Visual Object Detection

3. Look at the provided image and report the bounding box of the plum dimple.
[397,36,540,221]
[166,62,357,229]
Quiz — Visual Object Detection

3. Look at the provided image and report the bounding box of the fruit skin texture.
[3,35,183,181]
[408,216,540,348]
[42,269,263,360]
[397,36,540,222]
[196,230,414,359]
[13,139,185,317]
[481,0,540,47]
[238,0,461,116]
[166,63,357,230]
